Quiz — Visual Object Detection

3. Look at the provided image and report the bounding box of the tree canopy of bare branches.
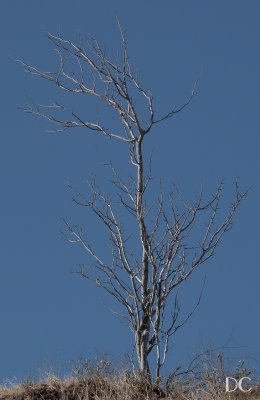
[18,23,247,382]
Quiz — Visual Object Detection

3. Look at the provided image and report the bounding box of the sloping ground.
[0,377,163,400]
[1,375,260,400]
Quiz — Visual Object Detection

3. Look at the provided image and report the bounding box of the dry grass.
[1,355,260,400]
[1,373,260,400]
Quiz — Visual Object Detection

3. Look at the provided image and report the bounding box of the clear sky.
[1,0,260,382]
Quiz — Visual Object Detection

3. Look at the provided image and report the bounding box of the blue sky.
[1,0,260,382]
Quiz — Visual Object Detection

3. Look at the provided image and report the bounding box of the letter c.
[239,377,252,393]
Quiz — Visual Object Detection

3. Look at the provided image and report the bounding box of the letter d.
[225,377,238,392]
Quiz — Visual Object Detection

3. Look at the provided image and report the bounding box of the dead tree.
[18,25,247,382]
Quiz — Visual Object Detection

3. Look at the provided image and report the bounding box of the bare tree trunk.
[135,136,151,377]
